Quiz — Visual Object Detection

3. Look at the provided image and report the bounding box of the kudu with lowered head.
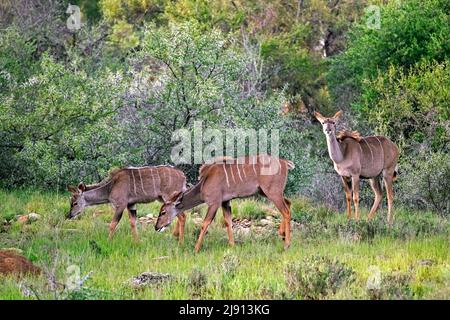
[155,154,295,252]
[67,166,188,242]
[314,111,399,224]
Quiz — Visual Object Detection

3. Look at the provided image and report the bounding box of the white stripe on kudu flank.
[156,168,161,190]
[166,167,172,188]
[222,164,230,188]
[137,169,148,196]
[150,168,157,193]
[161,168,166,190]
[229,165,236,184]
[252,156,257,176]
[374,136,384,165]
[236,164,243,182]
[362,138,374,165]
[242,163,247,179]
[131,169,137,195]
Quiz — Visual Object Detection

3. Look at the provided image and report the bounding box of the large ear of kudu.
[314,111,326,123]
[332,110,343,120]
[67,185,78,194]
[162,191,183,204]
[77,182,86,193]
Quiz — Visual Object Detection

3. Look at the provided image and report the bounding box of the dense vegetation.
[0,0,449,301]
[0,0,448,213]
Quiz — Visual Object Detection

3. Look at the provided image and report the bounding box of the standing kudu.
[314,111,399,224]
[67,166,187,242]
[155,154,295,252]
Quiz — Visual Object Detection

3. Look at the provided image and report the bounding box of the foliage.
[0,190,448,300]
[0,0,448,214]
[0,40,127,187]
[329,0,450,109]
[398,151,450,214]
[284,256,355,299]
[122,21,294,181]
[359,61,449,153]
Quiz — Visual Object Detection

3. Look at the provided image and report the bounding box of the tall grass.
[0,189,448,300]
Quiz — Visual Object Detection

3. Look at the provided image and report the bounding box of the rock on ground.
[128,271,173,287]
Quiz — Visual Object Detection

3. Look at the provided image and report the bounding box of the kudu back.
[156,154,295,252]
[67,166,188,241]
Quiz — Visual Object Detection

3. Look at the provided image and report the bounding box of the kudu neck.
[176,182,204,212]
[326,133,344,164]
[83,183,111,206]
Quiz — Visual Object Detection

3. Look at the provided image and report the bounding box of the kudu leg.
[109,207,125,240]
[270,196,292,250]
[222,201,235,246]
[195,204,220,253]
[173,212,186,244]
[368,178,383,220]
[341,177,352,219]
[383,174,395,225]
[127,205,139,242]
[351,176,360,221]
[278,198,291,239]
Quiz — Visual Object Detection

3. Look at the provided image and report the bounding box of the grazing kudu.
[314,111,399,224]
[155,154,295,252]
[67,166,187,242]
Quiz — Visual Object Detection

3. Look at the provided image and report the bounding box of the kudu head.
[67,183,87,219]
[155,191,184,232]
[314,110,343,137]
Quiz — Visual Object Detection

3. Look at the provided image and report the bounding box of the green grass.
[0,189,449,300]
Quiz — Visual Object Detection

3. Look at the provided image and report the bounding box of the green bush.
[368,272,414,300]
[397,152,450,214]
[284,256,355,300]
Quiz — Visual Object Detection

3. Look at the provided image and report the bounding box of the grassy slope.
[0,189,449,300]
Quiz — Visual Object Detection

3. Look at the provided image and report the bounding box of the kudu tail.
[286,160,295,170]
[393,164,399,182]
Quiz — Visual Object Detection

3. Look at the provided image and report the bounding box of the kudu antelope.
[155,154,295,252]
[314,111,399,224]
[67,166,187,242]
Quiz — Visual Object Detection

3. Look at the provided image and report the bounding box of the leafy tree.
[329,0,450,110]
[360,61,449,152]
[0,44,127,187]
[122,21,294,181]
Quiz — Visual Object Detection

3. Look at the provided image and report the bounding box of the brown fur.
[336,130,362,142]
[67,166,188,242]
[156,154,295,252]
[315,111,399,224]
[0,250,41,276]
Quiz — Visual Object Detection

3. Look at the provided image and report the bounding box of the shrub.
[284,256,355,299]
[398,152,450,215]
[368,272,413,300]
[188,268,208,298]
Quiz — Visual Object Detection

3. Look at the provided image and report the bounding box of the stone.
[128,271,173,287]
[28,213,41,221]
[193,217,203,226]
[235,226,251,238]
[17,215,29,223]
[259,218,274,227]
[418,259,434,266]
